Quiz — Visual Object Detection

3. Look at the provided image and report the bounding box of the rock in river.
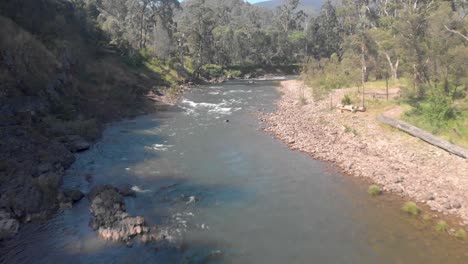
[88,185,155,242]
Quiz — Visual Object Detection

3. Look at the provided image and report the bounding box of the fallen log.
[377,115,468,159]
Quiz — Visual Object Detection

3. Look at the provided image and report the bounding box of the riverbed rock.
[423,193,435,201]
[88,185,154,242]
[0,210,20,240]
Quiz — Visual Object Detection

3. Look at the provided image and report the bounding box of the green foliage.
[404,86,464,138]
[224,69,242,78]
[435,220,449,232]
[367,185,382,196]
[454,229,466,240]
[401,202,420,216]
[202,64,224,78]
[305,54,353,99]
[420,89,460,130]
[341,94,353,105]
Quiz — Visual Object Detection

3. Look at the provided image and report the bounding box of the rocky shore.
[260,80,468,224]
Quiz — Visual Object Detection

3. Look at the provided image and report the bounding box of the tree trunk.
[384,52,399,80]
[377,115,468,159]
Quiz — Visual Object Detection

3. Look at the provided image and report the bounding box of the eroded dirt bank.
[260,80,468,224]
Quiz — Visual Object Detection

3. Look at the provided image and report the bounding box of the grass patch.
[401,201,421,216]
[435,220,449,232]
[454,229,466,240]
[367,185,382,196]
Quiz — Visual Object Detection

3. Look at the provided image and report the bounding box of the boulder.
[88,185,154,242]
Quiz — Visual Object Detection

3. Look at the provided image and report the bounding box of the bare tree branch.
[444,25,468,42]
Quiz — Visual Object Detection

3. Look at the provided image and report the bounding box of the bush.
[422,91,460,129]
[202,64,224,78]
[367,185,382,196]
[341,94,353,105]
[435,220,449,232]
[405,88,460,131]
[401,201,420,216]
[224,69,242,78]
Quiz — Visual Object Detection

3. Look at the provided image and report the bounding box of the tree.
[307,0,342,59]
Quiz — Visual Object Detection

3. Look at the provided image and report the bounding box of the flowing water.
[2,78,468,263]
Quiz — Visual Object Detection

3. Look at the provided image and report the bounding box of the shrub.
[454,229,466,240]
[341,94,353,105]
[367,185,382,196]
[422,91,460,129]
[435,220,449,232]
[224,69,242,78]
[401,202,420,216]
[202,64,224,78]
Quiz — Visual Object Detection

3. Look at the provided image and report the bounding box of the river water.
[2,79,468,263]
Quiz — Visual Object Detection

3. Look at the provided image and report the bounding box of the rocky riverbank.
[260,80,468,225]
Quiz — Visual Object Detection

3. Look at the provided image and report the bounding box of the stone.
[88,185,153,243]
[423,193,435,201]
[451,201,462,209]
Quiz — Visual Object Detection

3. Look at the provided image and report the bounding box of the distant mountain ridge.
[254,0,324,12]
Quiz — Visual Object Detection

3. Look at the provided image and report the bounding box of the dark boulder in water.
[88,185,156,242]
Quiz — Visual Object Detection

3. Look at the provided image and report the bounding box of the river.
[1,78,467,263]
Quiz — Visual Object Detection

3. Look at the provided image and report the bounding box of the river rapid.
[1,78,467,263]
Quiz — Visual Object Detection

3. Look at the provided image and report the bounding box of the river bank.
[260,80,468,225]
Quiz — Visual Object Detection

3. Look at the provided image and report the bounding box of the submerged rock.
[88,185,155,242]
